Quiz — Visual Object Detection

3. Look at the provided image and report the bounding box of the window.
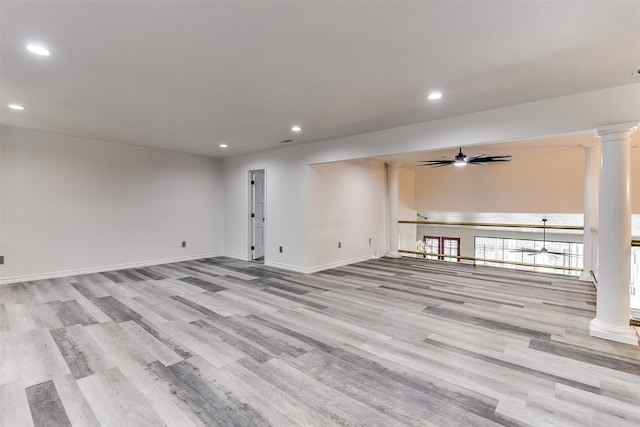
[423,236,440,260]
[442,238,460,262]
[423,236,460,262]
[474,236,583,275]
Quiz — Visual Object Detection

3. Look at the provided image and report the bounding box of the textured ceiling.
[1,1,639,157]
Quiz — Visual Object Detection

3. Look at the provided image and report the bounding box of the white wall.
[223,146,387,272]
[308,159,386,270]
[223,144,311,270]
[298,84,640,164]
[3,85,634,281]
[221,84,639,273]
[0,126,224,283]
[0,131,3,271]
[398,167,417,254]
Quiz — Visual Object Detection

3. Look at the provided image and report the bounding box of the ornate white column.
[579,145,599,282]
[589,122,638,345]
[386,162,401,258]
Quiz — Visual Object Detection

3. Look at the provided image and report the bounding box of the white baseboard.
[1,252,376,284]
[221,253,249,261]
[0,253,223,285]
[266,254,373,274]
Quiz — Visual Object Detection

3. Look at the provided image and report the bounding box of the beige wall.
[415,137,640,215]
[632,143,640,213]
[414,146,585,214]
[398,167,417,254]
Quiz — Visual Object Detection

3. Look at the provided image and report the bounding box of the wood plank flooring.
[1,256,639,426]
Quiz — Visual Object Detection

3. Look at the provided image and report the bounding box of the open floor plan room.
[1,257,638,426]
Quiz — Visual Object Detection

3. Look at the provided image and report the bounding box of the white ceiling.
[1,1,639,158]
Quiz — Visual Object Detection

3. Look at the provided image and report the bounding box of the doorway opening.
[249,169,265,263]
[423,236,460,262]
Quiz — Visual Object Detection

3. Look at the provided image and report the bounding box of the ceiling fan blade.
[418,157,454,162]
[466,153,485,161]
[467,155,512,164]
[418,149,511,167]
[547,251,582,257]
[417,160,455,167]
[510,248,540,254]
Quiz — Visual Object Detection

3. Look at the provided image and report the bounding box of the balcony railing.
[399,219,586,274]
[398,249,583,272]
[400,219,639,274]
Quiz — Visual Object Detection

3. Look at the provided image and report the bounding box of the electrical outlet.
[0,255,4,265]
[279,246,283,253]
[369,238,372,245]
[338,242,341,249]
[182,241,186,248]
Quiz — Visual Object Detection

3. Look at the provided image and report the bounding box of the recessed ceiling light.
[291,125,302,132]
[427,91,443,100]
[26,44,51,56]
[219,143,228,148]
[8,104,25,110]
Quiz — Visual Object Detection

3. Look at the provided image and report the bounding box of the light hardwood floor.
[1,257,639,426]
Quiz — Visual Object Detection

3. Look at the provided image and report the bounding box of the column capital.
[595,122,638,139]
[581,144,598,152]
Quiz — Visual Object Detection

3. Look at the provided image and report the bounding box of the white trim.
[589,318,639,346]
[595,121,639,136]
[222,252,248,261]
[266,255,372,274]
[0,252,222,285]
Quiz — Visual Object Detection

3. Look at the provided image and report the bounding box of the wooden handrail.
[402,221,639,246]
[399,220,583,230]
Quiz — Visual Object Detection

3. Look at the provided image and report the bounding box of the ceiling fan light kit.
[418,147,512,167]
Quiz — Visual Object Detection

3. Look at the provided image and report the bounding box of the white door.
[251,170,265,260]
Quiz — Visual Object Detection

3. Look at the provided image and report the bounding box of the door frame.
[423,235,461,262]
[248,168,266,261]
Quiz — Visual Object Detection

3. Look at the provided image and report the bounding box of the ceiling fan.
[510,218,575,259]
[418,147,511,167]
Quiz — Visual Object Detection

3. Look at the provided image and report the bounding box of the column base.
[589,318,638,346]
[385,252,402,259]
[579,271,595,283]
